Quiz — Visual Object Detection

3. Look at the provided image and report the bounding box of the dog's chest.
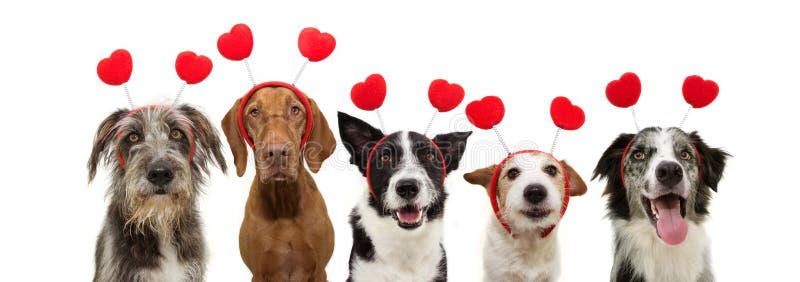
[615,219,710,282]
[484,225,560,282]
[141,241,189,281]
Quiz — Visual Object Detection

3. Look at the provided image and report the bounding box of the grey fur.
[88,105,225,282]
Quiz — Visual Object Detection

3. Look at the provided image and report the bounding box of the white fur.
[350,191,444,282]
[384,132,437,210]
[501,154,563,232]
[612,218,711,282]
[137,240,190,281]
[483,217,560,282]
[644,129,690,199]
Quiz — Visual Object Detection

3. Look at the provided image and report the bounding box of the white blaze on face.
[384,132,436,211]
[501,153,563,230]
[644,130,689,199]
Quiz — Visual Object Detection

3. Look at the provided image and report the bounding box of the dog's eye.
[290,106,301,115]
[507,168,520,180]
[680,151,692,160]
[633,151,645,160]
[249,108,260,117]
[127,133,140,143]
[170,129,183,140]
[425,153,436,162]
[380,153,391,163]
[544,165,558,176]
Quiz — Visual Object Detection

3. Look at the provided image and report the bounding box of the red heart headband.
[350,74,465,199]
[216,23,335,150]
[466,95,585,238]
[97,49,212,170]
[605,72,718,187]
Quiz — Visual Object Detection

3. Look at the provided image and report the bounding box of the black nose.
[524,184,547,204]
[147,165,174,186]
[396,180,420,200]
[656,161,683,187]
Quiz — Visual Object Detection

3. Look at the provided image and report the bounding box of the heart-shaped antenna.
[679,75,719,127]
[97,49,134,108]
[351,74,388,131]
[424,79,465,135]
[606,72,642,130]
[293,27,336,85]
[549,96,585,153]
[217,23,253,61]
[173,51,213,105]
[466,96,509,154]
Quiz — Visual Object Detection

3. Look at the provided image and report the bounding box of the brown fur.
[221,86,336,282]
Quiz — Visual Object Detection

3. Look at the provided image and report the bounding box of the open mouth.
[642,194,688,245]
[391,205,425,229]
[521,208,551,220]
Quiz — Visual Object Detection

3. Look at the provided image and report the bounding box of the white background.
[0,1,797,281]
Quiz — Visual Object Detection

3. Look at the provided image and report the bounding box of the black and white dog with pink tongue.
[338,112,471,282]
[593,127,728,282]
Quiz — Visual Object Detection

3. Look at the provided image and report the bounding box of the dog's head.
[593,127,729,245]
[87,105,226,234]
[338,112,471,230]
[465,151,587,236]
[221,85,335,183]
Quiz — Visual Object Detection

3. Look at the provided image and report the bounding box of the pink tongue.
[654,196,688,245]
[398,208,421,224]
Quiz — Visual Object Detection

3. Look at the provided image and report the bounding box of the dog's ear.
[179,105,227,175]
[88,109,128,183]
[221,98,249,177]
[463,164,497,192]
[689,131,730,192]
[561,160,587,196]
[433,131,472,174]
[337,111,384,175]
[303,98,336,173]
[592,133,635,196]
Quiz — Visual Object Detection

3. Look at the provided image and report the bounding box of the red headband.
[236,81,314,150]
[619,136,702,188]
[488,150,570,238]
[114,105,196,171]
[364,133,447,200]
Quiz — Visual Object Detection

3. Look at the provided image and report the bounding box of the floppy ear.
[221,98,249,177]
[463,164,497,192]
[303,98,336,173]
[433,131,472,174]
[179,105,227,175]
[690,131,730,192]
[561,161,587,196]
[337,111,384,175]
[87,109,128,183]
[592,133,635,196]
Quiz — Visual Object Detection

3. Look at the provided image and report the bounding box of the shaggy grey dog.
[88,105,225,281]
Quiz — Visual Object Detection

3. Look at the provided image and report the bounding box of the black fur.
[592,133,635,220]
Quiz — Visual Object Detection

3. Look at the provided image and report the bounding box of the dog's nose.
[396,180,420,200]
[261,142,292,165]
[524,184,547,204]
[656,161,683,187]
[147,166,174,186]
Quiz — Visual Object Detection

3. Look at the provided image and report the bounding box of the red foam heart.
[682,75,718,108]
[97,49,132,86]
[298,27,336,62]
[175,51,213,85]
[428,79,465,112]
[550,96,585,131]
[466,96,505,130]
[351,74,387,111]
[606,72,641,108]
[217,23,253,61]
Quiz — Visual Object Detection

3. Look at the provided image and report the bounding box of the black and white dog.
[338,112,471,282]
[88,105,226,281]
[593,127,728,282]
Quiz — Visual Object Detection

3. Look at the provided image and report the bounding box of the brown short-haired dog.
[221,85,336,282]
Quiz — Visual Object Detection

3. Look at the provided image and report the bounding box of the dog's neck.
[250,169,309,220]
[489,215,558,250]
